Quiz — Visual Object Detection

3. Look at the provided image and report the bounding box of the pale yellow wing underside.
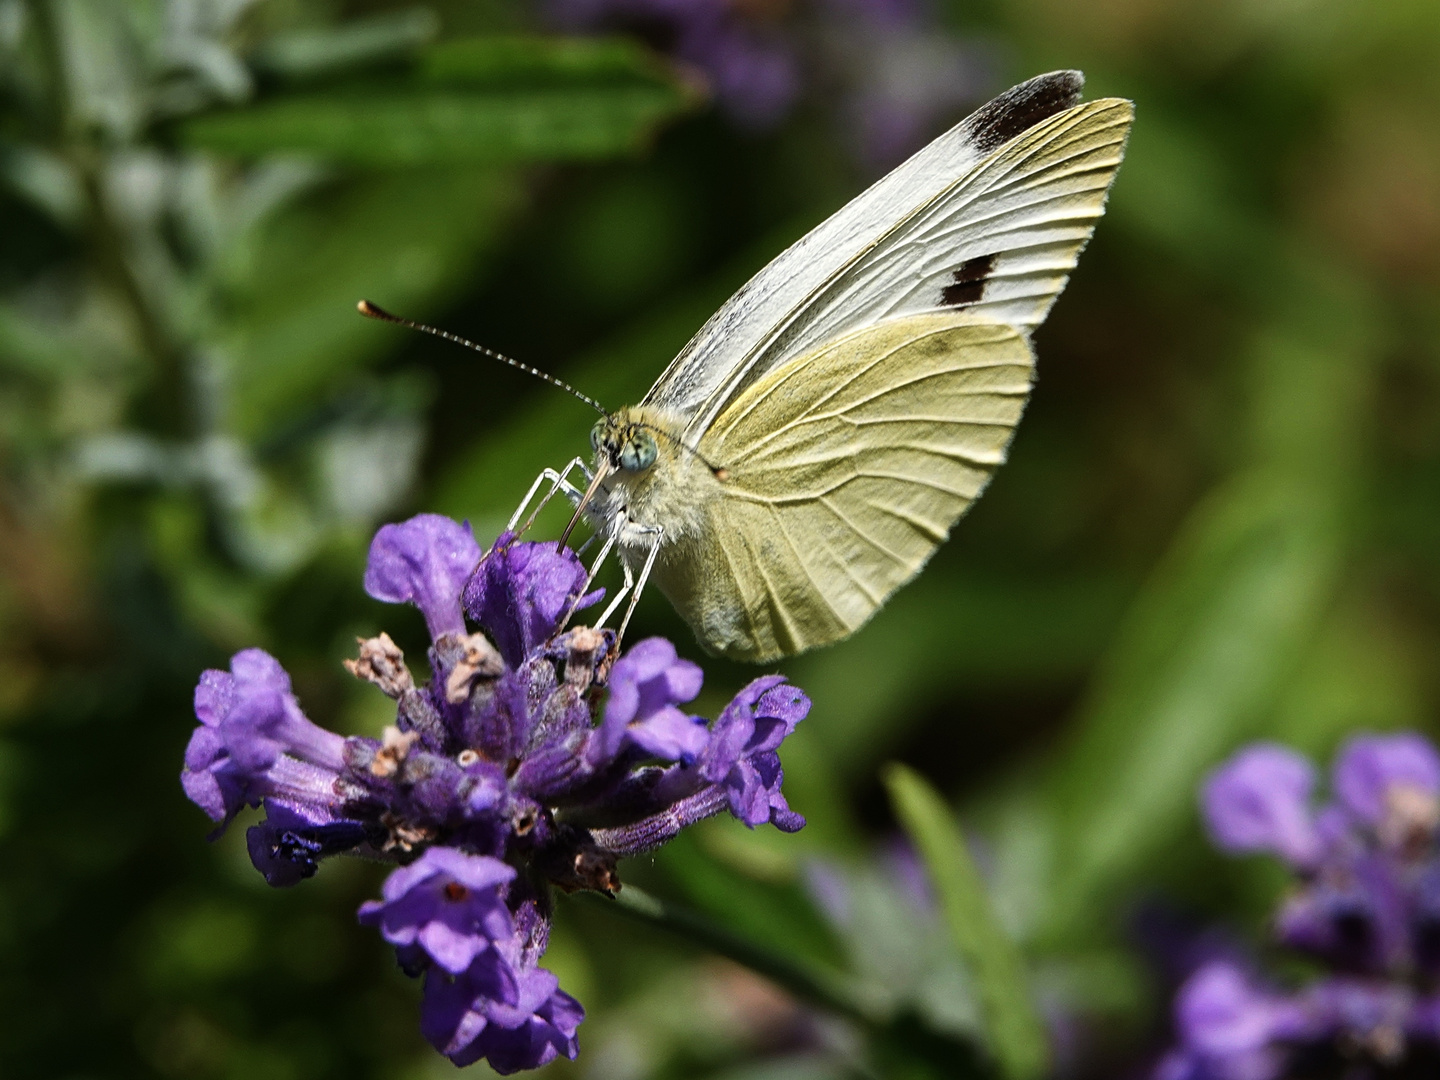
[650,311,1033,662]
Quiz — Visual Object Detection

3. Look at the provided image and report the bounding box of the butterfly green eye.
[619,430,657,472]
[590,419,607,453]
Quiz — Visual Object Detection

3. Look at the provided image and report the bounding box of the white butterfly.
[371,71,1133,662]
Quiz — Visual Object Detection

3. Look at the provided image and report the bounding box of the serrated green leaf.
[178,84,692,165]
[884,764,1049,1080]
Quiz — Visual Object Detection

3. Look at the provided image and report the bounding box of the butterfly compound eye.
[619,430,657,472]
[590,419,607,453]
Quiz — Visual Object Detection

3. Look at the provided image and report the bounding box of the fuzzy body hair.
[587,406,721,555]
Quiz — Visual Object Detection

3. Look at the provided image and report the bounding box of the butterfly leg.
[506,457,594,537]
[615,526,664,646]
[558,531,617,632]
[587,526,663,648]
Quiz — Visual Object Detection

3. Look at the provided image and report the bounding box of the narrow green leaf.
[178,84,691,165]
[884,763,1049,1080]
[421,34,680,89]
[655,832,844,970]
[1039,261,1376,941]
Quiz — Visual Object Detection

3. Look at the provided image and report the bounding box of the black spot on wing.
[966,71,1084,154]
[941,253,997,306]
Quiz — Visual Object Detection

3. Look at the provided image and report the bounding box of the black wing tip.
[966,70,1086,154]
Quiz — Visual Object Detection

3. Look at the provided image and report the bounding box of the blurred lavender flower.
[1156,733,1440,1080]
[181,513,810,1072]
[547,0,988,167]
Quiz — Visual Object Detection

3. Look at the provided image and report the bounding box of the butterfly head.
[591,416,658,474]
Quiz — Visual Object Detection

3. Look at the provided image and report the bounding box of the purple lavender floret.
[1334,733,1440,835]
[702,674,808,831]
[181,648,350,824]
[180,514,810,1072]
[593,637,707,764]
[463,529,600,667]
[423,956,584,1073]
[1201,743,1324,869]
[246,799,371,887]
[1156,733,1440,1079]
[358,848,517,974]
[365,513,481,640]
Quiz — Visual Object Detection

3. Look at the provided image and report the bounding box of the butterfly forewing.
[642,76,1130,452]
[641,71,1090,430]
[649,313,1033,662]
[784,99,1135,353]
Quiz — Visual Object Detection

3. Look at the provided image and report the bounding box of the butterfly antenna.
[636,422,728,479]
[358,300,607,415]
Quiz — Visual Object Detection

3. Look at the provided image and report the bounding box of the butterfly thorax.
[588,406,717,551]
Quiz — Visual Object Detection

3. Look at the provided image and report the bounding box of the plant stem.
[572,885,888,1027]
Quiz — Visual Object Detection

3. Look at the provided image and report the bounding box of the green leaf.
[1038,256,1377,942]
[1042,473,1344,936]
[655,832,844,971]
[179,36,697,166]
[420,34,681,89]
[884,764,1049,1080]
[574,884,885,1026]
[180,85,690,164]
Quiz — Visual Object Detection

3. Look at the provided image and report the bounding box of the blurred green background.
[3,0,1440,1077]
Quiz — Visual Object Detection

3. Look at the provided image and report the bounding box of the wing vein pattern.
[650,312,1036,661]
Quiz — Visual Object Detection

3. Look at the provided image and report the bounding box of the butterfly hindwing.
[650,312,1033,661]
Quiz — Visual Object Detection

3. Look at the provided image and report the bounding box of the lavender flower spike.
[1201,743,1323,869]
[184,515,814,1073]
[365,514,481,640]
[1156,733,1440,1079]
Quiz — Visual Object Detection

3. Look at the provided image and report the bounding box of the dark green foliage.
[4,1,1440,1078]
